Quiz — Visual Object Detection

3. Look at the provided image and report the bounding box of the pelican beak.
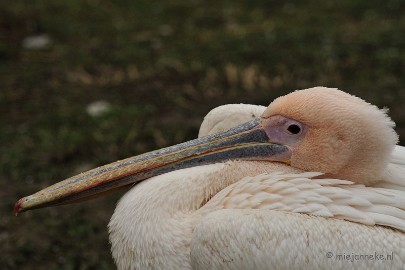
[14,118,292,215]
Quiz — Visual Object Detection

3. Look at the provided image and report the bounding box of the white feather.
[376,145,405,191]
[203,172,405,232]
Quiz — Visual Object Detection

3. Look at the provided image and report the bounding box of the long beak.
[14,118,291,215]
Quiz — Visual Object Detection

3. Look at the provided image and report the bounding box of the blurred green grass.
[1,0,404,269]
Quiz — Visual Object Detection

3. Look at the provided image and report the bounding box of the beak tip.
[13,198,25,216]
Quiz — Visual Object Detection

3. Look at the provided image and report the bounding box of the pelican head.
[14,87,397,213]
[260,87,398,185]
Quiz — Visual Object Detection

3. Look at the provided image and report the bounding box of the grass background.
[1,0,404,269]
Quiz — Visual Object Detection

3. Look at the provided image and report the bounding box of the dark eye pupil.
[287,124,301,134]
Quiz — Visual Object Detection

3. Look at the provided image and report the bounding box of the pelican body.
[15,87,405,269]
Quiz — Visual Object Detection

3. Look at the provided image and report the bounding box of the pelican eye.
[287,124,301,134]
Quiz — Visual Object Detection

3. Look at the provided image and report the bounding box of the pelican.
[15,87,405,269]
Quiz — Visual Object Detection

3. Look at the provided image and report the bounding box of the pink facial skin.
[261,115,308,148]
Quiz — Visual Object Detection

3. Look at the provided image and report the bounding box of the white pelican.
[15,87,405,269]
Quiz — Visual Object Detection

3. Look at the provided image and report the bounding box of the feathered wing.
[201,172,405,232]
[192,172,405,270]
[190,209,405,270]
